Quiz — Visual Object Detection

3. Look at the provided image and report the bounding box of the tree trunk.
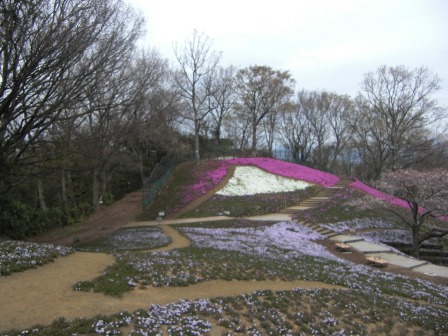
[215,119,222,143]
[251,122,257,156]
[139,151,145,187]
[411,226,421,258]
[61,170,68,213]
[92,168,100,213]
[66,171,75,204]
[37,177,48,212]
[409,203,421,257]
[194,119,200,163]
[411,239,420,258]
[101,170,109,204]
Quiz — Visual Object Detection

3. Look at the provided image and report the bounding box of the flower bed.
[181,161,230,206]
[350,179,448,222]
[181,187,320,218]
[216,166,312,196]
[180,158,339,208]
[0,240,73,275]
[180,222,337,261]
[76,227,171,252]
[25,218,448,335]
[8,288,447,335]
[320,218,402,233]
[226,158,339,187]
[350,179,409,208]
[358,229,413,244]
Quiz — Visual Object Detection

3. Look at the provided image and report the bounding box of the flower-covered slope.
[182,158,339,206]
[350,179,448,221]
[182,157,430,214]
[227,158,339,187]
[216,166,312,196]
[350,179,410,208]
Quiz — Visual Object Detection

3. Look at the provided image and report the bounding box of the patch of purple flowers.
[320,218,400,233]
[180,222,340,262]
[358,229,413,244]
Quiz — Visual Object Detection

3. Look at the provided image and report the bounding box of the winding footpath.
[0,249,343,331]
[1,212,343,331]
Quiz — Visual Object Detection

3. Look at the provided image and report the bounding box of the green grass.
[180,186,321,218]
[137,161,225,221]
[137,162,196,221]
[294,187,381,224]
[73,259,138,297]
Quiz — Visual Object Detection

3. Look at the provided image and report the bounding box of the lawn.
[1,159,447,335]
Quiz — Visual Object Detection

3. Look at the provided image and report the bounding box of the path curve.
[0,251,344,331]
[151,225,191,251]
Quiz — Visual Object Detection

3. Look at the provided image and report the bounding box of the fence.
[141,146,303,209]
[142,150,179,209]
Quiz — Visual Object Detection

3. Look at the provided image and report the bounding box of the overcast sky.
[126,0,448,106]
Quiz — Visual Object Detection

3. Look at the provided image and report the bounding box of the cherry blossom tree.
[371,168,448,257]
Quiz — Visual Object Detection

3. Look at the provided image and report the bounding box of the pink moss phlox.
[182,161,230,204]
[349,179,448,222]
[350,179,412,209]
[182,158,340,206]
[224,158,339,187]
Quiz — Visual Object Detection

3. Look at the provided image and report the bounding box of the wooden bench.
[336,242,351,252]
[366,256,388,268]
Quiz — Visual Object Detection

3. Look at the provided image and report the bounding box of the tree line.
[1,1,446,238]
[174,31,447,180]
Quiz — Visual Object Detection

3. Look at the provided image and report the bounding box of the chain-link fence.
[142,149,180,209]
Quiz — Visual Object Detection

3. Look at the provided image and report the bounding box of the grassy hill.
[1,158,447,335]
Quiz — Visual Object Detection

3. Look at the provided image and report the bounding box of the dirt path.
[151,225,191,251]
[32,191,143,246]
[0,251,344,331]
[0,252,115,331]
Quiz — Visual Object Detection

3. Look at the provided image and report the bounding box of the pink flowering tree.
[362,168,448,258]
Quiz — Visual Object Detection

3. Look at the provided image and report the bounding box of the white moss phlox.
[216,166,311,196]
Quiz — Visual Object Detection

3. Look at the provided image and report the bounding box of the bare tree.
[224,110,252,152]
[79,47,168,212]
[172,30,221,162]
[0,0,144,190]
[207,65,237,143]
[351,65,445,180]
[278,101,314,164]
[278,90,353,172]
[262,100,295,156]
[124,49,180,185]
[298,90,330,170]
[235,65,295,155]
